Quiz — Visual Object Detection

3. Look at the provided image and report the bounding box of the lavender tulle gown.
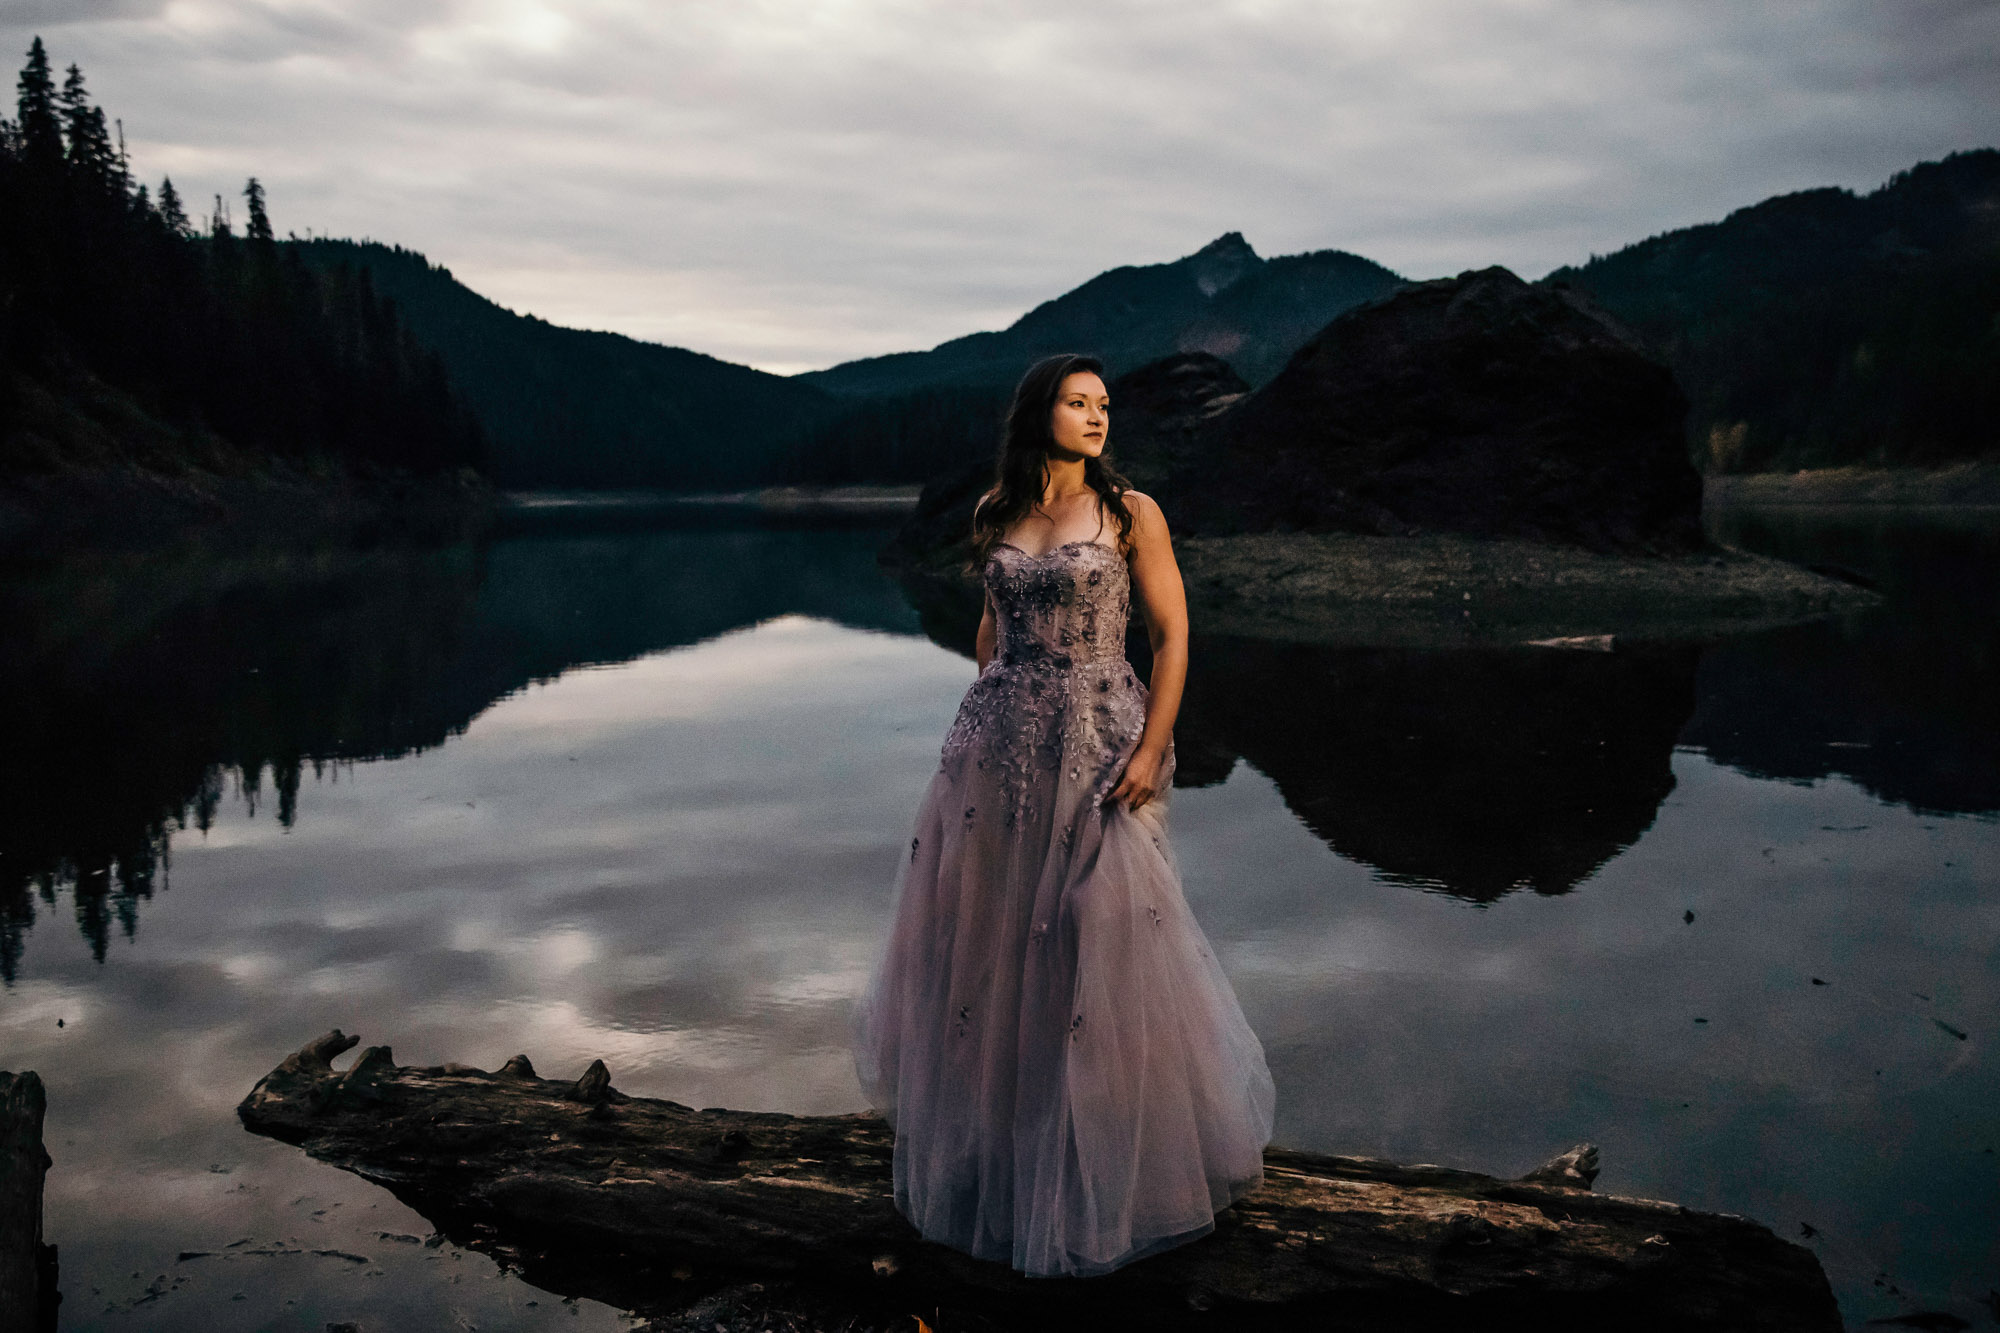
[852,536,1276,1278]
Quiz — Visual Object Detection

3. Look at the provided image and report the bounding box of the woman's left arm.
[1106,491,1188,812]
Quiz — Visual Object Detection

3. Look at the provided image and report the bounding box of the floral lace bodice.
[985,539,1132,670]
[935,539,1154,834]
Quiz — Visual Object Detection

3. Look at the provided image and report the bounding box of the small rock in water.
[1684,909,1695,924]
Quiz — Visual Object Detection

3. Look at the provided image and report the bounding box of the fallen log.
[0,1069,59,1333]
[238,1032,1838,1331]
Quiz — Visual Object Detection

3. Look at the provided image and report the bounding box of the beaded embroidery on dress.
[852,535,1276,1278]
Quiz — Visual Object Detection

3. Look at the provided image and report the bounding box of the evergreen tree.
[14,37,61,171]
[58,62,118,193]
[156,175,188,235]
[243,176,274,244]
[2,41,485,485]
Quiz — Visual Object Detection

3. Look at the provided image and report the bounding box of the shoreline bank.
[0,462,496,558]
[1706,462,2000,507]
[889,529,1879,648]
[1170,531,1877,645]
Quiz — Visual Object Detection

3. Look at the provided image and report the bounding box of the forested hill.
[290,240,836,490]
[0,39,483,496]
[1551,149,2000,472]
[798,233,1406,397]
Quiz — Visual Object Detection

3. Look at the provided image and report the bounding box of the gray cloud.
[3,0,1996,371]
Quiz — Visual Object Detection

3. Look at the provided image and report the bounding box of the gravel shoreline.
[1706,463,2000,506]
[1170,531,1876,645]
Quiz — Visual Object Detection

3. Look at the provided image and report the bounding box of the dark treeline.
[773,381,1012,485]
[0,38,483,488]
[1554,150,2000,473]
[293,233,1402,493]
[0,529,922,981]
[290,239,833,490]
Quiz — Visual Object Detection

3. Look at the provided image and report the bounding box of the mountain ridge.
[1550,148,2000,471]
[289,239,835,490]
[796,233,1406,396]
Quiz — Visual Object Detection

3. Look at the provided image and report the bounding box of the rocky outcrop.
[1095,353,1249,494]
[0,1070,57,1333]
[1165,267,1705,553]
[238,1031,1840,1331]
[874,271,1878,642]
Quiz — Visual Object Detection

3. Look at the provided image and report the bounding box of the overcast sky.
[7,1,1996,373]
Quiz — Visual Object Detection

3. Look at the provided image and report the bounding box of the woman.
[852,353,1275,1278]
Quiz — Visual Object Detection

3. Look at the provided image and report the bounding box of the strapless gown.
[852,537,1276,1278]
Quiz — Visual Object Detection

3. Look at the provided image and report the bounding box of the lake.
[2,504,1994,1330]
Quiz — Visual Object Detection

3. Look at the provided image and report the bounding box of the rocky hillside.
[1166,267,1704,553]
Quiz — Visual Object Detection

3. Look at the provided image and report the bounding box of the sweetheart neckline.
[992,538,1122,561]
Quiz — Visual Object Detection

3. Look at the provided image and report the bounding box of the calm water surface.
[2,510,1994,1330]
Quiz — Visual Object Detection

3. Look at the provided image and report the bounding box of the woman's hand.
[1105,743,1167,812]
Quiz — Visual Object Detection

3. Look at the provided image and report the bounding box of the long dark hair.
[967,353,1136,575]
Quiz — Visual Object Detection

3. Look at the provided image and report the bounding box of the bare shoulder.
[1118,488,1162,517]
[1119,488,1167,533]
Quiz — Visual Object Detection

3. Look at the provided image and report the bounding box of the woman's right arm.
[971,488,999,674]
[975,590,997,674]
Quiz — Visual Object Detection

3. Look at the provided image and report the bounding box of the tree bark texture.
[238,1032,1839,1331]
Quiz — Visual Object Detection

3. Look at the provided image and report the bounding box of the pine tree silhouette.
[1,37,485,491]
[13,37,61,172]
[243,176,274,244]
[156,175,188,235]
[58,62,118,194]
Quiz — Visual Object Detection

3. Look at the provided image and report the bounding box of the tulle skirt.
[852,698,1276,1278]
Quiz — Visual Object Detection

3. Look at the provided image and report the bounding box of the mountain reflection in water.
[0,529,919,980]
[1174,639,1698,901]
[2,508,1994,1329]
[1688,507,2000,814]
[3,509,1994,971]
[901,569,1698,900]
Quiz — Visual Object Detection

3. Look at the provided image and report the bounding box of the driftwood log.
[0,1070,58,1332]
[239,1032,1838,1331]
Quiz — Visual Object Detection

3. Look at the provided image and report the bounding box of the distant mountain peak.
[1194,230,1257,256]
[798,229,1402,395]
[1187,231,1262,297]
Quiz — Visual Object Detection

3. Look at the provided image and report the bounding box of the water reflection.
[12,510,1994,980]
[1175,639,1699,901]
[897,566,1699,900]
[0,530,919,980]
[898,508,1999,899]
[1689,508,2000,815]
[2,510,1992,1329]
